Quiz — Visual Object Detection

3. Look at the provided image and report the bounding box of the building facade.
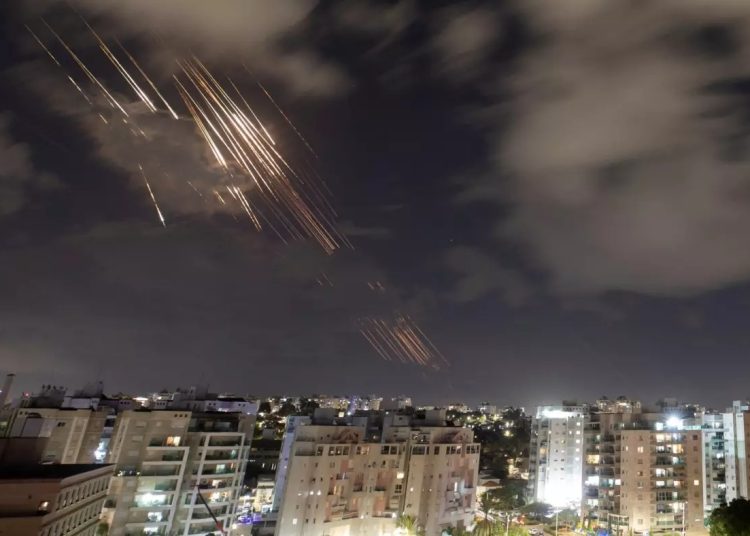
[0,463,114,536]
[528,405,587,508]
[273,409,479,536]
[102,409,252,536]
[0,407,107,464]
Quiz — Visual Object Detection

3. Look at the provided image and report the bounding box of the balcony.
[204,452,239,461]
[195,467,237,476]
[140,468,181,477]
[208,438,242,447]
[144,453,185,463]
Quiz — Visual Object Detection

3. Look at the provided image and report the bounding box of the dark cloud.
[464,0,750,297]
[0,113,60,216]
[24,0,350,98]
[431,4,500,80]
[444,245,530,305]
[338,220,391,240]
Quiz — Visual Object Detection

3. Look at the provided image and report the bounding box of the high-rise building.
[102,409,253,536]
[701,413,727,519]
[528,404,587,508]
[0,463,114,536]
[581,403,709,534]
[723,400,750,502]
[273,408,479,536]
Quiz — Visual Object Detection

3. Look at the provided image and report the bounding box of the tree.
[276,401,298,417]
[298,397,319,416]
[96,523,109,536]
[473,519,501,536]
[490,480,526,511]
[557,508,578,528]
[445,526,472,536]
[506,526,528,536]
[478,492,499,520]
[397,515,425,536]
[709,498,750,536]
[520,502,553,522]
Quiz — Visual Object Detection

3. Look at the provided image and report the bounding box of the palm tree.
[478,492,498,520]
[473,518,501,536]
[396,514,425,536]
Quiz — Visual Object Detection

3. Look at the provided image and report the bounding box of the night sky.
[2,0,750,409]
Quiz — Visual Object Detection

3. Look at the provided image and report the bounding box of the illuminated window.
[694,480,700,486]
[38,501,50,512]
[166,436,181,446]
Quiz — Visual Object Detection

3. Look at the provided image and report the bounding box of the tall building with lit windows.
[273,408,479,536]
[102,409,253,536]
[582,405,707,535]
[723,400,750,502]
[528,404,587,508]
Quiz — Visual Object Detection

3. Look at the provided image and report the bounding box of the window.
[165,436,181,446]
[38,501,50,512]
[694,479,700,486]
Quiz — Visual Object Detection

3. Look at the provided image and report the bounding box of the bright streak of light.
[114,38,180,119]
[25,25,61,66]
[357,315,447,369]
[139,165,166,227]
[26,24,93,105]
[41,19,129,117]
[256,80,318,158]
[174,57,345,254]
[81,18,158,114]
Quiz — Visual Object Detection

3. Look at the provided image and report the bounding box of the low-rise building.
[0,463,114,536]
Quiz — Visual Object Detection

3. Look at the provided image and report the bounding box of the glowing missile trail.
[256,80,318,158]
[139,165,166,227]
[26,25,93,105]
[357,315,446,368]
[114,38,180,119]
[25,19,448,368]
[25,25,60,66]
[81,19,157,113]
[174,57,346,253]
[41,19,129,117]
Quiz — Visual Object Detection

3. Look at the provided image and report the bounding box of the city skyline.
[5,1,750,408]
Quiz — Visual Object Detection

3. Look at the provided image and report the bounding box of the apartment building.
[701,413,727,517]
[723,400,749,502]
[528,404,587,508]
[273,409,479,536]
[0,463,114,536]
[580,402,714,535]
[0,407,107,464]
[102,409,253,536]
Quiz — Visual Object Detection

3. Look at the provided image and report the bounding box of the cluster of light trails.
[357,315,448,369]
[25,14,446,369]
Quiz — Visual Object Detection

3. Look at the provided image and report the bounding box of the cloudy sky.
[3,0,750,408]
